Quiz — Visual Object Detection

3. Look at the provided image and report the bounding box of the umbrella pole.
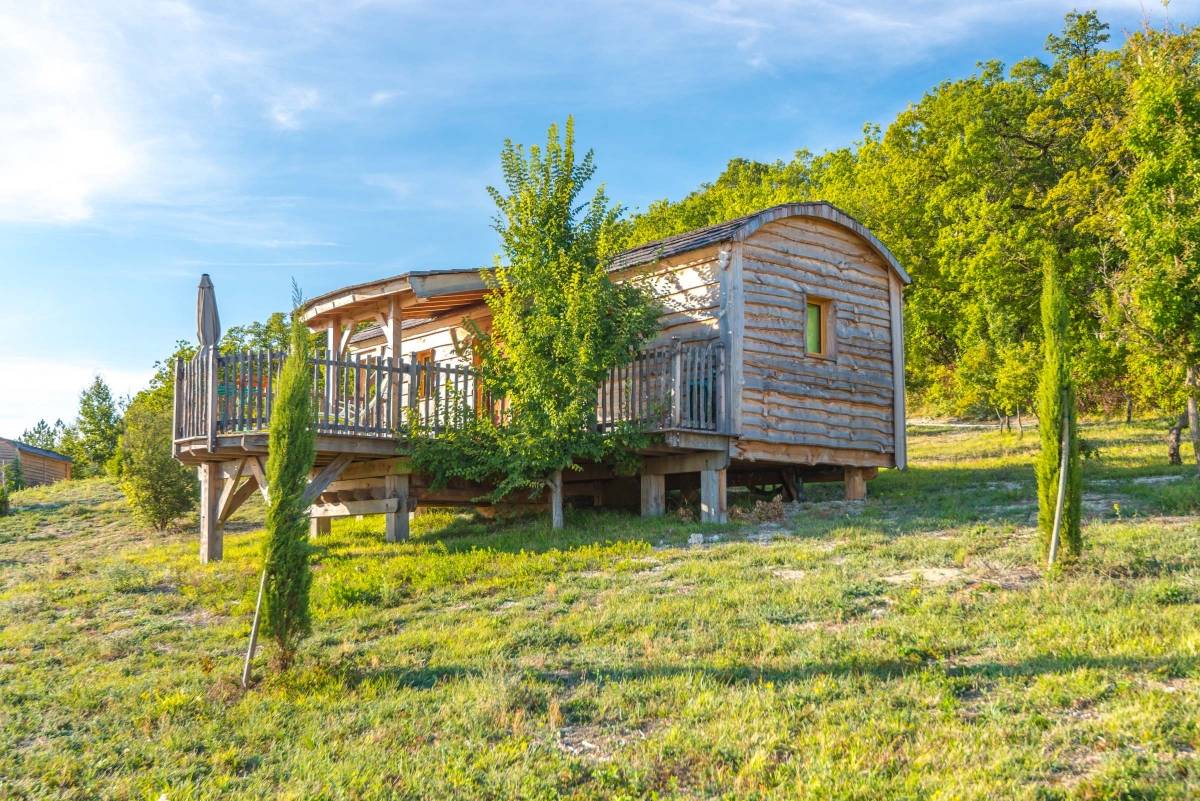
[242,568,268,688]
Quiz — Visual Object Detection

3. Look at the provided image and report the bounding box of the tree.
[21,419,65,451]
[1120,25,1200,474]
[0,471,9,516]
[115,390,197,530]
[414,118,658,509]
[5,456,24,492]
[63,377,121,477]
[261,288,316,670]
[1036,253,1082,563]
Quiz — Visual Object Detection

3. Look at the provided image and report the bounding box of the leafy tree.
[413,118,659,506]
[21,419,65,451]
[5,456,24,492]
[115,389,197,530]
[1119,25,1200,473]
[1036,253,1082,563]
[222,312,292,354]
[261,288,316,670]
[62,377,121,477]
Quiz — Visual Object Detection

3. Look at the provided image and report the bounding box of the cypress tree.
[262,292,316,669]
[1036,253,1082,562]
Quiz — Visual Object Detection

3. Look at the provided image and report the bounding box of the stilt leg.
[385,474,410,542]
[844,467,867,500]
[310,517,331,537]
[640,474,666,517]
[199,462,223,563]
[699,468,727,523]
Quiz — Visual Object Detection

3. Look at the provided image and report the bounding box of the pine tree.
[0,471,9,517]
[261,287,316,669]
[21,419,64,451]
[1036,253,1082,563]
[70,377,121,476]
[5,456,24,492]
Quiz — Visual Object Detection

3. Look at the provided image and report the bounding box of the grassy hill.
[1,424,1198,800]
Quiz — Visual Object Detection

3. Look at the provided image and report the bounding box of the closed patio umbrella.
[197,274,221,351]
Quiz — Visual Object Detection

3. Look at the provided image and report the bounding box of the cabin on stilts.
[173,202,909,562]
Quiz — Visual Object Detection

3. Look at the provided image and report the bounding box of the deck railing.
[174,337,725,444]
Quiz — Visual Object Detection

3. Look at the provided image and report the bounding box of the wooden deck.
[174,338,733,562]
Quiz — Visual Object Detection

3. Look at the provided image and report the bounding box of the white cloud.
[0,357,153,438]
[0,10,139,222]
[268,87,321,130]
[369,89,404,106]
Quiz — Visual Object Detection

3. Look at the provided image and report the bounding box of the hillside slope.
[1,424,1198,800]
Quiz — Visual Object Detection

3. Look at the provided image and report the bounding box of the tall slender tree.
[261,286,317,669]
[1036,252,1083,563]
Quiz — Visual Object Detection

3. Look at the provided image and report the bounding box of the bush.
[5,456,24,492]
[116,394,197,530]
[0,476,9,516]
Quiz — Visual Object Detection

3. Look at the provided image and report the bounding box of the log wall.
[736,217,898,467]
[0,441,72,485]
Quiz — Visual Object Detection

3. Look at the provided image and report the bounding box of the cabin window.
[415,348,435,398]
[806,298,833,358]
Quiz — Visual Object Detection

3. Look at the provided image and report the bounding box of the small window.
[806,298,833,358]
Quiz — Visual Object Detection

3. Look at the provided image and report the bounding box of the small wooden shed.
[0,439,73,486]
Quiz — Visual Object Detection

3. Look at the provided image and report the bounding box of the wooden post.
[384,473,409,542]
[199,462,223,563]
[699,468,727,523]
[640,473,666,517]
[205,347,218,452]
[844,467,867,501]
[550,470,564,529]
[171,357,182,458]
[310,517,331,537]
[670,337,683,428]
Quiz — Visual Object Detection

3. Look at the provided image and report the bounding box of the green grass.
[1,422,1198,799]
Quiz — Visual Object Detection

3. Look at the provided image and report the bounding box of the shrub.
[116,395,197,530]
[5,456,24,492]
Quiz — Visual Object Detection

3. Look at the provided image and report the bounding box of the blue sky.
[1,0,1196,435]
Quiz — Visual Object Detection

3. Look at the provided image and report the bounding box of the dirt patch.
[882,567,968,586]
[771,568,807,581]
[557,723,652,762]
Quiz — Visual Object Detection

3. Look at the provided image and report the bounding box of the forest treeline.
[624,12,1200,426]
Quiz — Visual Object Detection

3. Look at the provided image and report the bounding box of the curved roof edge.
[610,201,911,285]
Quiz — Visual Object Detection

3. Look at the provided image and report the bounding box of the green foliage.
[261,290,317,669]
[414,118,659,500]
[624,12,1200,426]
[20,419,65,451]
[58,376,122,478]
[222,311,321,354]
[5,456,24,493]
[1036,253,1083,562]
[114,389,197,531]
[0,473,8,516]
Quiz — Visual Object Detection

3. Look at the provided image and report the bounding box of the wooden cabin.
[173,202,908,563]
[0,438,72,486]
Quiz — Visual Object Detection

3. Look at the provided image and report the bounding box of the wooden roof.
[301,267,489,328]
[0,438,72,463]
[609,201,911,284]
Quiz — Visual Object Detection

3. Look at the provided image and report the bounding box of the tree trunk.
[1167,410,1187,466]
[1016,407,1024,435]
[1188,365,1200,475]
[1125,396,1134,425]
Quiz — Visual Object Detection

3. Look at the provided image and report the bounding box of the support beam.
[640,473,666,517]
[642,450,730,476]
[699,468,727,523]
[384,473,410,542]
[301,454,354,506]
[246,456,270,503]
[310,517,331,537]
[199,462,223,563]
[550,470,564,529]
[844,467,867,501]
